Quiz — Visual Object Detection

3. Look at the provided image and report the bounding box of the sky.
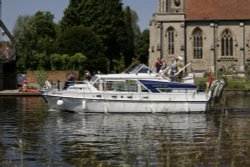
[1,0,156,33]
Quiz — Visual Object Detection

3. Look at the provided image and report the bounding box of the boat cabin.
[89,73,197,94]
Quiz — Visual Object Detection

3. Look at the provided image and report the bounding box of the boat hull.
[43,93,209,113]
[86,99,208,113]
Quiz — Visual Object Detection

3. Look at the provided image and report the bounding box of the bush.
[35,70,47,88]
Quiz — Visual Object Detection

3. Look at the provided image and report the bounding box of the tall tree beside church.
[135,29,149,64]
[123,6,135,67]
[129,8,141,44]
[56,25,107,72]
[60,0,127,72]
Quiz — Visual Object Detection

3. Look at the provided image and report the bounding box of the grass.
[195,75,250,90]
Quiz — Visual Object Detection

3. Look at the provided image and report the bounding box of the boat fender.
[57,99,64,106]
[216,82,224,97]
[213,80,225,103]
[104,103,109,113]
[150,104,156,113]
[82,100,86,110]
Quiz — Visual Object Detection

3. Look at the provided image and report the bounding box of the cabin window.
[193,28,203,59]
[221,29,233,56]
[126,80,138,92]
[141,85,149,92]
[104,80,138,92]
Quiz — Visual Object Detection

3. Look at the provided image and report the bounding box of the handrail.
[174,62,192,77]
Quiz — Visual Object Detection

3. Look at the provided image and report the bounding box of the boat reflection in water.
[49,110,249,167]
[51,113,210,166]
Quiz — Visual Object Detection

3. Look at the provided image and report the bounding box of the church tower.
[149,0,185,70]
[158,0,184,13]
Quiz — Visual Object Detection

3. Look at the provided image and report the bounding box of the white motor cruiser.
[41,64,224,113]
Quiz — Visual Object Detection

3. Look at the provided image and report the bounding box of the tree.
[14,11,57,72]
[12,15,32,43]
[29,11,57,55]
[135,29,149,64]
[13,15,32,73]
[123,6,135,67]
[56,25,107,72]
[128,7,141,43]
[50,54,70,70]
[67,53,87,72]
[60,0,127,72]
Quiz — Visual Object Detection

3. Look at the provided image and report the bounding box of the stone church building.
[149,0,250,74]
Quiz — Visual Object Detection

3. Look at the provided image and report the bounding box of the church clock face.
[174,0,181,7]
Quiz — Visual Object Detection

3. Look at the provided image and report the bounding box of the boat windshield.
[126,64,153,74]
[89,75,98,84]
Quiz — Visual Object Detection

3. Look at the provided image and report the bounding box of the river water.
[0,95,249,167]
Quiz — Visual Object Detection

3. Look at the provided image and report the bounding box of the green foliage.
[245,63,250,80]
[50,54,70,70]
[15,11,57,72]
[123,6,135,67]
[35,70,47,88]
[13,15,32,43]
[13,1,147,73]
[135,29,149,64]
[113,57,126,73]
[56,25,107,72]
[60,0,127,71]
[56,26,104,57]
[225,77,250,89]
[195,75,250,90]
[27,11,57,54]
[36,53,48,70]
[67,53,87,72]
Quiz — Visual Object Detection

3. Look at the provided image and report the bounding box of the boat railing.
[157,62,193,82]
[173,62,192,77]
[44,80,90,91]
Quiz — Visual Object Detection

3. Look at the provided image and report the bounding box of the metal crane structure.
[0,0,16,63]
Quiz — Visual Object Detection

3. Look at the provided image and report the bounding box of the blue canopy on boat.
[139,80,197,93]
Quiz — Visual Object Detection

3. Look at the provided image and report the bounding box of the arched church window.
[221,29,233,56]
[193,28,203,59]
[167,27,175,55]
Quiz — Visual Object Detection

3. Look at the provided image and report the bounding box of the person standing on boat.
[161,60,167,70]
[155,57,162,73]
[170,58,177,77]
[159,59,168,76]
[63,73,75,90]
[176,56,184,81]
[84,70,91,81]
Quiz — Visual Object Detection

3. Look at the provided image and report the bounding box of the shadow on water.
[0,95,249,167]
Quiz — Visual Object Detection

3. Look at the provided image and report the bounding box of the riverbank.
[223,88,250,95]
[0,89,41,96]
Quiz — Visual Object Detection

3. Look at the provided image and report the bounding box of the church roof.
[185,0,250,20]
